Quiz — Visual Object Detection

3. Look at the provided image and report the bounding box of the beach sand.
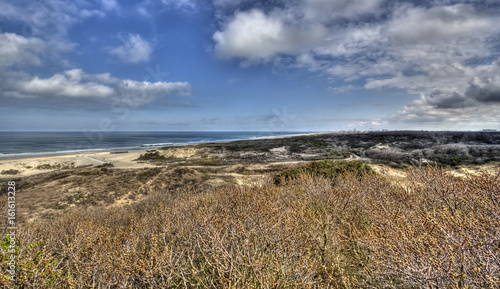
[0,148,157,177]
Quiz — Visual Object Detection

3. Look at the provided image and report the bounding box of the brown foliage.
[1,166,499,288]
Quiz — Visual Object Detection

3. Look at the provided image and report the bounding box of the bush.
[135,150,166,161]
[35,164,54,170]
[273,160,375,185]
[96,163,114,168]
[1,169,19,175]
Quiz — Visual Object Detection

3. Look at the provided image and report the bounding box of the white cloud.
[0,33,46,68]
[20,70,114,98]
[2,69,192,107]
[110,34,153,64]
[213,9,327,60]
[388,4,493,44]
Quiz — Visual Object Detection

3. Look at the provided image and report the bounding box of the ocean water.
[0,131,310,159]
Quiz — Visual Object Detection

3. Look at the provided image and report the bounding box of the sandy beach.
[0,148,158,177]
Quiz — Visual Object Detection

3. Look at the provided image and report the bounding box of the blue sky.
[1,0,499,131]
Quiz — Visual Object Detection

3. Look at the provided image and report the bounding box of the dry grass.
[1,165,499,288]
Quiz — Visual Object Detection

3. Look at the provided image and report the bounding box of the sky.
[1,0,499,132]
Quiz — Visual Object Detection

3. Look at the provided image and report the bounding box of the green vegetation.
[273,160,375,185]
[307,139,329,148]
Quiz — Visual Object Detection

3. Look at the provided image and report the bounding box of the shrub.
[135,150,166,161]
[96,162,114,168]
[35,164,53,170]
[273,160,375,185]
[1,166,498,288]
[1,169,19,175]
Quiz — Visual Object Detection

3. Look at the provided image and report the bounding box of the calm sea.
[0,131,311,159]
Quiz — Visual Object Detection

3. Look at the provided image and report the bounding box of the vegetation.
[186,131,500,167]
[273,159,375,185]
[2,164,498,288]
[35,162,76,170]
[35,164,54,170]
[0,169,19,175]
[135,150,167,161]
[96,162,114,168]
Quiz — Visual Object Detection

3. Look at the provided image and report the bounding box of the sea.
[0,131,312,159]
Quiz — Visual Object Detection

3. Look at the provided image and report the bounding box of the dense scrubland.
[195,131,500,167]
[1,160,499,288]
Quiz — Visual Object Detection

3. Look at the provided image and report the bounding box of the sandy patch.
[270,146,288,154]
[161,146,210,159]
[0,148,157,177]
[370,164,407,180]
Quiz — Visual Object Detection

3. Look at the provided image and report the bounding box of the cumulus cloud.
[388,4,493,44]
[110,34,154,64]
[466,64,500,103]
[0,33,46,68]
[212,0,386,61]
[213,9,327,60]
[386,58,500,126]
[1,69,192,108]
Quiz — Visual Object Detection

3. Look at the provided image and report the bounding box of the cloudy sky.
[1,0,499,131]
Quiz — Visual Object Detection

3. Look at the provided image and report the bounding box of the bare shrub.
[1,166,498,288]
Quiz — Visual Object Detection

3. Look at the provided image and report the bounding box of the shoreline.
[3,130,499,179]
[0,132,318,177]
[0,132,318,161]
[0,146,148,162]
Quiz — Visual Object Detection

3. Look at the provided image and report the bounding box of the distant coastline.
[0,131,314,160]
